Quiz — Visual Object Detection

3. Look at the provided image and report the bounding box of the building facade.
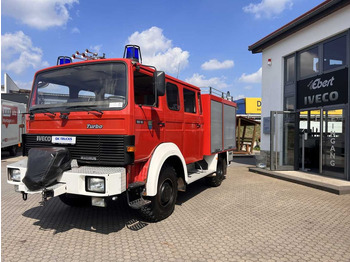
[249,0,350,180]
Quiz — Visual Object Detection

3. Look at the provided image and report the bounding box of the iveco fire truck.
[7,46,236,221]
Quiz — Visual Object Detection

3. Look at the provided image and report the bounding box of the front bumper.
[7,159,126,197]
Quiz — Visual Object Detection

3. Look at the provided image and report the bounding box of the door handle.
[196,123,201,128]
[158,122,165,127]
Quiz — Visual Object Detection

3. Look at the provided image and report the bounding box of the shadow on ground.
[22,178,210,234]
[231,156,256,166]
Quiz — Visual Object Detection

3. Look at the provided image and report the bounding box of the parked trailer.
[7,46,236,221]
[1,100,26,156]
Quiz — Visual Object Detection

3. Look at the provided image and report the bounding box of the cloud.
[232,94,245,101]
[244,85,253,90]
[14,80,33,90]
[71,27,80,34]
[127,26,189,74]
[1,31,49,74]
[201,59,234,70]
[243,0,293,19]
[89,45,102,54]
[239,67,262,84]
[185,73,229,89]
[2,0,79,30]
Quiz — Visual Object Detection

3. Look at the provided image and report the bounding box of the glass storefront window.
[323,36,346,72]
[284,96,295,111]
[285,56,295,83]
[299,47,319,78]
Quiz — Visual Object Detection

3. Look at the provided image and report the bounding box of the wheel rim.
[159,178,173,207]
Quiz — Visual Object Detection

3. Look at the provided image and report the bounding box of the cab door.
[133,70,164,161]
[182,87,203,164]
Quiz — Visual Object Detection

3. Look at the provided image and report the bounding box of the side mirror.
[154,71,165,96]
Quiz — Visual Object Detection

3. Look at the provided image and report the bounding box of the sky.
[1,0,325,100]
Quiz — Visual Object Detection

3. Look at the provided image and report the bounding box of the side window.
[198,92,202,115]
[323,35,346,72]
[285,55,295,84]
[134,71,156,106]
[298,47,319,78]
[166,83,180,111]
[183,88,196,114]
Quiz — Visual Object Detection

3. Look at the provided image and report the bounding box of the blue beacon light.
[124,45,142,63]
[57,56,72,65]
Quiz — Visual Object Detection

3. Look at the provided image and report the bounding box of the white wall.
[2,73,20,94]
[260,5,350,151]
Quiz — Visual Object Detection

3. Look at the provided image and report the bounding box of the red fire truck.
[7,46,236,221]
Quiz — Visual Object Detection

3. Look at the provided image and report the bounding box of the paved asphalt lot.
[2,153,350,262]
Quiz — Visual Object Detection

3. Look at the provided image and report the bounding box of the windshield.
[30,62,127,111]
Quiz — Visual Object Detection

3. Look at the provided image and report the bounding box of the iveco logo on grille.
[36,136,51,142]
[87,124,103,129]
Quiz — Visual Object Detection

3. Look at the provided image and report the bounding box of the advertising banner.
[245,98,261,114]
[297,68,348,110]
[2,105,18,128]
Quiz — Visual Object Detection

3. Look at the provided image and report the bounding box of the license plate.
[52,136,76,145]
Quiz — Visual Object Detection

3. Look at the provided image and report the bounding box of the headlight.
[9,169,21,182]
[86,177,105,193]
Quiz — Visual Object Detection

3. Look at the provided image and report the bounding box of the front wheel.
[139,164,178,222]
[206,158,226,187]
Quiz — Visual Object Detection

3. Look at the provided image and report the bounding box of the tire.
[139,164,178,222]
[9,146,18,156]
[59,194,91,207]
[206,158,226,187]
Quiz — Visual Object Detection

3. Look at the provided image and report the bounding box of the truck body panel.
[1,99,26,151]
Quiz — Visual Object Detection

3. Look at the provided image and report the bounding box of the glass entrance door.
[322,109,346,179]
[299,108,346,179]
[270,111,296,171]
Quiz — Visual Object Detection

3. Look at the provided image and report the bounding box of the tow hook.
[22,192,28,201]
[40,189,53,206]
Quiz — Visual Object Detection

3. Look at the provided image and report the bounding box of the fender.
[145,142,187,196]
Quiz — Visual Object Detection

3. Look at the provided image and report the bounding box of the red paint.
[2,105,18,128]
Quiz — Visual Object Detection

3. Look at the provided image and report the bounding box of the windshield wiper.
[30,108,56,117]
[66,105,103,115]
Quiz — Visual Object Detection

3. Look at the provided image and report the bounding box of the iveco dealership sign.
[297,68,348,109]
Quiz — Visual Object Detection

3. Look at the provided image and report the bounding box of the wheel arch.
[145,143,187,196]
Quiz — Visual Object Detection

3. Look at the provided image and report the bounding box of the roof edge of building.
[248,0,350,54]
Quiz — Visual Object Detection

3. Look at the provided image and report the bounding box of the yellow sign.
[245,98,261,114]
[300,109,342,115]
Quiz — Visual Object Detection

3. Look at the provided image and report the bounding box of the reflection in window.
[198,92,202,114]
[299,47,319,78]
[323,36,346,72]
[37,84,69,104]
[134,71,156,106]
[284,96,295,111]
[183,88,196,113]
[166,83,180,111]
[78,90,95,102]
[285,56,295,83]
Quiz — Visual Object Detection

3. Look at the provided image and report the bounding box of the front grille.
[23,134,134,166]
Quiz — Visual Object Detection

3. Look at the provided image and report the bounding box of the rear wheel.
[139,164,178,222]
[206,158,226,187]
[59,194,91,207]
